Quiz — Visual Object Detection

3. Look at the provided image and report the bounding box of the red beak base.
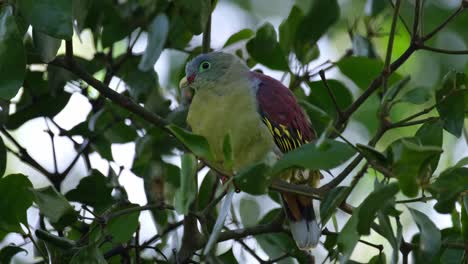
[187,74,196,84]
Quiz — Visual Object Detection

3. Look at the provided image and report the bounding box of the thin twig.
[382,0,402,93]
[319,70,343,118]
[420,45,468,55]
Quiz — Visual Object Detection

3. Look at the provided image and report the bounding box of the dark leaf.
[357,183,399,235]
[65,170,114,213]
[234,162,271,195]
[239,197,260,227]
[139,14,169,72]
[70,244,107,264]
[174,153,198,215]
[296,0,340,45]
[435,71,468,137]
[198,170,218,209]
[409,208,441,261]
[17,0,73,39]
[106,203,140,243]
[430,167,468,214]
[175,0,211,35]
[368,253,386,264]
[0,174,33,233]
[365,0,388,16]
[0,6,26,100]
[118,56,159,102]
[307,79,353,120]
[356,144,389,168]
[31,186,78,230]
[298,100,332,136]
[32,29,61,63]
[0,246,27,263]
[320,186,349,226]
[246,23,289,71]
[387,138,442,197]
[271,139,356,175]
[218,249,237,263]
[73,0,92,34]
[0,137,6,177]
[337,207,360,262]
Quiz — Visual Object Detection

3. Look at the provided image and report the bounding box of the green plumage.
[187,77,275,173]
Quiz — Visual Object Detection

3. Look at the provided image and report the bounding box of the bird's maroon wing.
[250,71,315,153]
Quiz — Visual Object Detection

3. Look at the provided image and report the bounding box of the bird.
[179,52,321,249]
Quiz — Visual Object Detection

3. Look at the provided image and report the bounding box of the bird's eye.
[199,61,211,72]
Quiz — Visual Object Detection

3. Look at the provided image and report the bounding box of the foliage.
[0,0,468,263]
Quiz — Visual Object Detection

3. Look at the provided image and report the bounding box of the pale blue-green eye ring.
[199,61,211,72]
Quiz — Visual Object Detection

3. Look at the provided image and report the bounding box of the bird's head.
[179,52,249,92]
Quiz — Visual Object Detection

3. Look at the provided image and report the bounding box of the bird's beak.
[179,76,188,90]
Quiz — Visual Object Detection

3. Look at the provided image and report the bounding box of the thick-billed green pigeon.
[179,52,321,249]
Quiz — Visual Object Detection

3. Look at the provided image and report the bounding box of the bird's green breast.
[187,83,274,173]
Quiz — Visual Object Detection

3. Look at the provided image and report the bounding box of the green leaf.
[0,137,6,177]
[198,170,218,209]
[409,208,441,261]
[368,253,386,264]
[166,124,214,161]
[0,174,33,233]
[70,244,107,264]
[435,71,468,137]
[337,207,361,262]
[279,6,303,52]
[320,186,349,226]
[356,144,389,167]
[430,167,468,214]
[461,199,468,240]
[175,0,211,35]
[204,187,235,255]
[32,29,61,63]
[73,0,92,34]
[387,138,442,197]
[30,186,78,230]
[35,229,76,249]
[175,153,198,215]
[377,212,398,263]
[365,0,388,16]
[296,0,340,45]
[399,86,433,105]
[307,79,353,119]
[239,197,260,227]
[298,100,332,136]
[338,57,401,90]
[107,203,140,243]
[65,170,114,213]
[6,92,71,130]
[0,245,27,263]
[357,183,399,235]
[218,249,237,263]
[139,14,169,72]
[234,162,271,195]
[415,120,443,176]
[271,139,356,175]
[118,56,160,102]
[17,0,73,39]
[246,23,289,71]
[223,29,254,48]
[0,6,26,100]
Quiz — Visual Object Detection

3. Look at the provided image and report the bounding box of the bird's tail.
[281,192,321,250]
